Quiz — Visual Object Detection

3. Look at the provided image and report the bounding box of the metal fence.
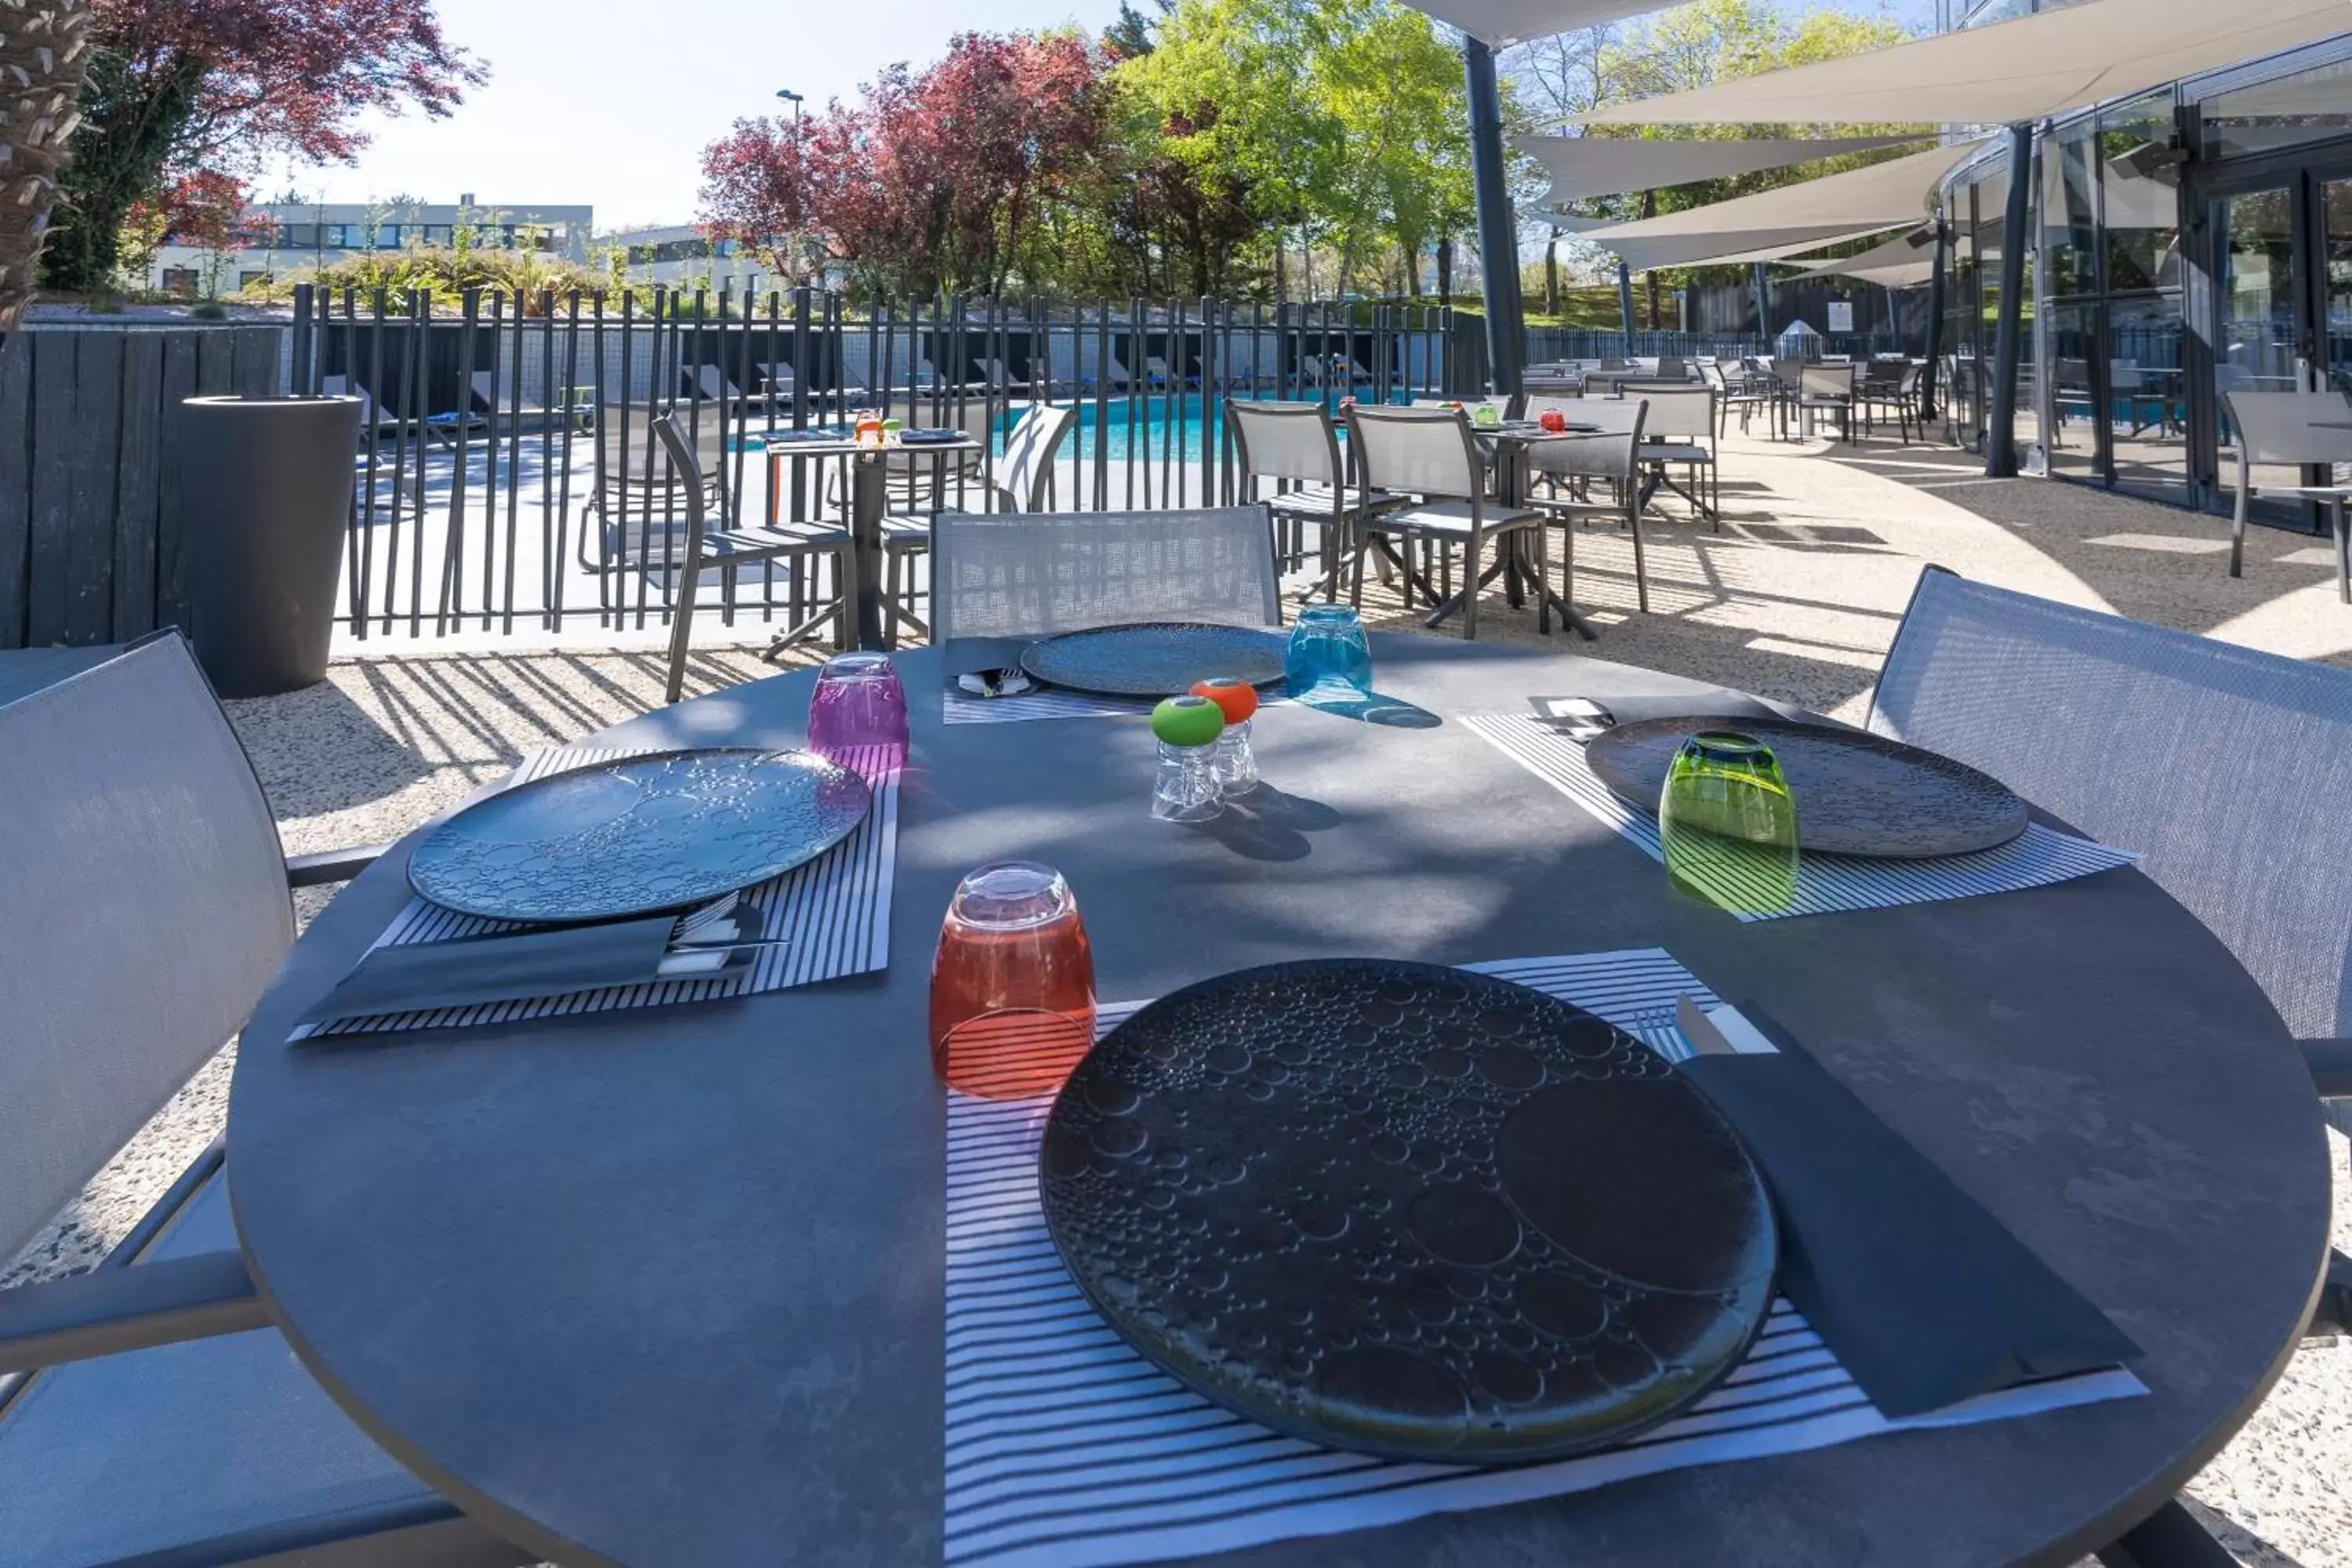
[282,285,1469,641]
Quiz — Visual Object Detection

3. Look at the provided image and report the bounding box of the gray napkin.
[1679,1003,2141,1417]
[295,915,680,1026]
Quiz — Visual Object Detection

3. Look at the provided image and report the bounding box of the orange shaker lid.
[1189,676,1259,724]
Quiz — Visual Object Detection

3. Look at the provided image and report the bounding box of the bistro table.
[227,634,2332,1568]
[761,431,985,650]
[1428,421,1603,640]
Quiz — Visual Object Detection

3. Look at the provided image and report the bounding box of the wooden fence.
[0,326,281,651]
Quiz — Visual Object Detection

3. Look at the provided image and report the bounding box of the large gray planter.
[170,394,361,698]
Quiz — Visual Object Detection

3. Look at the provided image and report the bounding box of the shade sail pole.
[1984,122,2033,477]
[1617,261,1637,349]
[1751,262,1772,344]
[1921,220,1947,423]
[1464,36,1524,397]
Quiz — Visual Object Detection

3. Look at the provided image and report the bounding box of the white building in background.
[145,195,593,296]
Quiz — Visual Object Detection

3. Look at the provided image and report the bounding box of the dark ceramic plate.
[1585,716,2029,859]
[407,747,870,922]
[898,427,964,445]
[1038,959,1778,1465]
[1020,622,1287,698]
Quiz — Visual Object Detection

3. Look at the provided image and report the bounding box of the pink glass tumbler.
[806,652,909,762]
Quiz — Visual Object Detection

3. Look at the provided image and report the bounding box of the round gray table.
[227,633,2332,1568]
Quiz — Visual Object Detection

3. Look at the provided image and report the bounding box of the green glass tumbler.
[1658,731,1800,914]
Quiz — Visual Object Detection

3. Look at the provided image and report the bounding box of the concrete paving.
[9,423,2347,1565]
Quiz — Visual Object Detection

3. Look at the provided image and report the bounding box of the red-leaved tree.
[43,0,482,290]
[699,31,1111,303]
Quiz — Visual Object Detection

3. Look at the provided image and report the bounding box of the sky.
[277,0,1934,234]
[275,1,1127,231]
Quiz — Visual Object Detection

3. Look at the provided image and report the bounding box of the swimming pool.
[996,390,1358,463]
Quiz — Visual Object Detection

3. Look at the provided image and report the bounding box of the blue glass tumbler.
[1287,604,1374,696]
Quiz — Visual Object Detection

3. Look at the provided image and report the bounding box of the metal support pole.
[1463,37,1524,398]
[1617,261,1637,350]
[1984,121,2034,479]
[1921,223,1947,423]
[1750,262,1772,346]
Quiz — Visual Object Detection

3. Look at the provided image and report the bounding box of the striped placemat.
[942,948,2143,1567]
[1460,713,2137,922]
[295,742,902,1038]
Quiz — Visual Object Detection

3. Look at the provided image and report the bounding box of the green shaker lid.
[1152,695,1225,747]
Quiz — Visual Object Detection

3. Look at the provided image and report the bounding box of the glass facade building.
[1933,4,2352,529]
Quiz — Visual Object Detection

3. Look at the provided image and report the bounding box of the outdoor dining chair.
[1620,383,1720,525]
[1867,567,2352,1564]
[0,632,529,1568]
[1228,398,1401,603]
[1700,359,1776,437]
[577,400,726,594]
[2218,389,2352,600]
[1796,363,1859,442]
[929,504,1282,643]
[1522,395,1652,615]
[1345,404,1550,642]
[652,412,854,703]
[877,402,1078,648]
[1857,361,1922,442]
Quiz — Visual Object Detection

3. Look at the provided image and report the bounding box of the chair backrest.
[0,633,294,1264]
[1621,383,1712,440]
[931,506,1283,643]
[1770,355,1805,384]
[1653,356,1687,384]
[1526,398,1648,485]
[1798,365,1853,398]
[1868,569,2352,1038]
[649,415,714,551]
[1348,405,1483,502]
[993,403,1077,513]
[2219,389,2352,466]
[1699,361,1730,390]
[1228,400,1341,488]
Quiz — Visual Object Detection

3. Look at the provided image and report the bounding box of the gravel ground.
[7,427,2345,1564]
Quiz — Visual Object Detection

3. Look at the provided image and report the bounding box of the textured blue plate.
[1020,622,1287,699]
[408,748,871,922]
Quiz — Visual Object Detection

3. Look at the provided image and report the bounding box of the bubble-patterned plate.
[407,747,871,923]
[1019,622,1287,698]
[1586,716,2030,858]
[1038,960,1778,1465]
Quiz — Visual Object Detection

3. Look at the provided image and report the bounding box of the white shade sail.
[1577,141,1984,270]
[1398,0,1680,47]
[1575,0,2350,126]
[1516,133,1928,207]
[1791,232,1939,287]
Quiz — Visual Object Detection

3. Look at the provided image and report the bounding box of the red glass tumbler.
[930,862,1097,1098]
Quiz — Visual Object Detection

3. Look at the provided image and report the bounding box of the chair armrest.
[285,843,393,888]
[2302,1039,2352,1098]
[0,1250,267,1375]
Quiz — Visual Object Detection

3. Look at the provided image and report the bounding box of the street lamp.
[775,88,803,132]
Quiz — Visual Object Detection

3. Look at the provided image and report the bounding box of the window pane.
[2106,294,2187,496]
[2201,56,2352,161]
[2041,118,2100,296]
[2100,92,2180,291]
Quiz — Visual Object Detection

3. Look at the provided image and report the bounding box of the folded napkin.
[294,915,683,1025]
[1679,1003,2143,1417]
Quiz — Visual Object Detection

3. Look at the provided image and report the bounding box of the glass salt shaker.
[1149,695,1225,822]
[1190,676,1260,795]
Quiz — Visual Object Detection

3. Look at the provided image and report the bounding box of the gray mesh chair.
[931,506,1282,644]
[1227,399,1400,603]
[0,633,524,1568]
[1346,405,1550,641]
[2218,389,2352,599]
[1796,364,1857,441]
[1620,383,1719,526]
[1523,397,1652,615]
[652,412,853,703]
[1871,572,2352,1568]
[878,402,1078,648]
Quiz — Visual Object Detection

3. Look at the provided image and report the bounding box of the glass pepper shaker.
[1149,695,1225,822]
[1189,676,1260,795]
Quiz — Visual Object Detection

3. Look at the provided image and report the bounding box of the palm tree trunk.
[0,0,93,347]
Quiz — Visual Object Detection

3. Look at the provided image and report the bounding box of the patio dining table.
[226,634,2332,1568]
[760,432,985,650]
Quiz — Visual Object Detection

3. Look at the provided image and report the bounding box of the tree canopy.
[699,0,1479,306]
